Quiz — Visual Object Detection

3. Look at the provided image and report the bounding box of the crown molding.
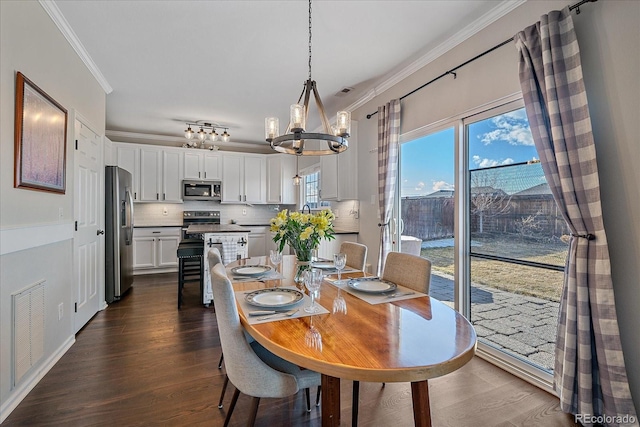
[346,0,526,113]
[39,0,113,94]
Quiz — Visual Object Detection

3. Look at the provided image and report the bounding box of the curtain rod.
[365,0,598,119]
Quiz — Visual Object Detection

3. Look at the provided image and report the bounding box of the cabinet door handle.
[156,193,159,200]
[244,195,246,202]
[198,171,201,178]
[163,193,166,200]
[204,172,207,179]
[152,231,161,234]
[134,192,137,200]
[239,195,242,201]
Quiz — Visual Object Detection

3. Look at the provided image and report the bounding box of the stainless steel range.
[182,210,221,240]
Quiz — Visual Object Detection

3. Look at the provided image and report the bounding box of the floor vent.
[12,280,45,386]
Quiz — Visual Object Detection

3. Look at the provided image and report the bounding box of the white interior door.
[74,117,104,333]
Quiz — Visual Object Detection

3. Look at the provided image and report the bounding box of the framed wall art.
[14,72,68,194]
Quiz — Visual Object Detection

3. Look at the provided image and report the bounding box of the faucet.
[302,204,311,214]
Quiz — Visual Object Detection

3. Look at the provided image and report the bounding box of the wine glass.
[303,268,323,313]
[332,288,347,314]
[333,253,347,285]
[269,249,282,272]
[305,316,323,352]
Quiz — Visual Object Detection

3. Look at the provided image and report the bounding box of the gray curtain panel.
[515,7,636,424]
[376,99,401,275]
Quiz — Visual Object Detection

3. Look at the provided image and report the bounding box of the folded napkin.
[221,240,237,265]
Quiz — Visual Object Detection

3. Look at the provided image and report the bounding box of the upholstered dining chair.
[351,251,432,427]
[340,241,368,271]
[209,262,321,426]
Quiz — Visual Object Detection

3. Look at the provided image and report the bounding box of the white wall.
[352,0,639,412]
[0,0,106,420]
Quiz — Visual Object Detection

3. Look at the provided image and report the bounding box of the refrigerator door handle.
[125,189,134,245]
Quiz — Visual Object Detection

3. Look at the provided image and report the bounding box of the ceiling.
[52,0,523,152]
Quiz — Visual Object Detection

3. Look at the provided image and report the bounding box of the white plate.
[231,265,272,276]
[311,261,335,269]
[347,278,397,294]
[245,288,304,308]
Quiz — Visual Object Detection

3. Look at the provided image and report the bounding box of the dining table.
[229,255,477,427]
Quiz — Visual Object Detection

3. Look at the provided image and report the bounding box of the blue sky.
[400,107,539,196]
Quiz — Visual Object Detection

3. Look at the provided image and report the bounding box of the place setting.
[236,268,329,324]
[332,276,425,305]
[226,261,285,283]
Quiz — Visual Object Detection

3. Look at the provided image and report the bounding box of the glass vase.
[294,260,311,285]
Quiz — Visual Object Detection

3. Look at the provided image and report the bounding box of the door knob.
[97,229,105,235]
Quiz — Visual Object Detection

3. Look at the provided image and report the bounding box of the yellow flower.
[300,226,313,240]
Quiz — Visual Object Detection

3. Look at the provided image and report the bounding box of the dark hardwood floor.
[4,273,578,426]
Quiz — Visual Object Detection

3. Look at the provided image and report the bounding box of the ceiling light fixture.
[293,156,301,186]
[183,122,230,144]
[265,0,350,156]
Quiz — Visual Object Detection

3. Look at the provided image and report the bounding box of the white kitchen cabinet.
[184,151,221,180]
[222,153,266,204]
[320,120,358,201]
[139,146,183,202]
[115,143,141,201]
[267,155,297,204]
[133,227,181,273]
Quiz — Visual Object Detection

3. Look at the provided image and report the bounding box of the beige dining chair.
[351,251,432,427]
[209,262,321,426]
[340,241,368,271]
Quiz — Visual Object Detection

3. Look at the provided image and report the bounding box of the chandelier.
[265,0,350,156]
[184,122,230,145]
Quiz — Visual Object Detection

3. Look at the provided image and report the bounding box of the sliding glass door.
[396,98,568,385]
[398,126,455,307]
[464,102,567,377]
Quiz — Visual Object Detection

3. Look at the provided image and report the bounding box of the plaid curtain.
[515,7,636,424]
[376,99,401,275]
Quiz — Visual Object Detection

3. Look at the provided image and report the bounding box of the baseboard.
[0,335,75,424]
[134,267,178,275]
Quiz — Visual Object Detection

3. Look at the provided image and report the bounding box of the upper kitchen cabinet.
[222,153,266,204]
[139,146,183,202]
[320,121,358,201]
[267,155,296,205]
[115,143,141,201]
[184,151,221,180]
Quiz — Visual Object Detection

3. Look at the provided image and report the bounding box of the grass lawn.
[422,235,568,302]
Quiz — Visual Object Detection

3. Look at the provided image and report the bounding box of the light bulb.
[184,126,194,140]
[222,130,230,143]
[197,127,206,141]
[293,174,301,186]
[337,111,351,136]
[290,104,305,131]
[265,117,279,141]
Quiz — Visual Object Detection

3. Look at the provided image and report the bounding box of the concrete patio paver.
[429,272,558,371]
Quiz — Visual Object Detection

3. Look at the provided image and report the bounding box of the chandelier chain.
[308,0,312,81]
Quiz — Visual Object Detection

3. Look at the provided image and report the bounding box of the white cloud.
[415,181,426,191]
[432,180,454,191]
[472,156,515,168]
[479,111,533,146]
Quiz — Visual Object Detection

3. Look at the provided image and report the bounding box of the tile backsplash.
[133,200,359,232]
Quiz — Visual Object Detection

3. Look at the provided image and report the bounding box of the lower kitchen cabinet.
[247,227,268,258]
[133,227,181,273]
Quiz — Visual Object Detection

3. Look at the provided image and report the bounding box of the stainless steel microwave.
[182,180,221,201]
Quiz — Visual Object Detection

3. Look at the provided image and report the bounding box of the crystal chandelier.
[265,0,350,156]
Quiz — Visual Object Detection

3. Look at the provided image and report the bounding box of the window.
[301,171,330,209]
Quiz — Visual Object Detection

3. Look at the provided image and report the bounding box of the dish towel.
[221,240,237,265]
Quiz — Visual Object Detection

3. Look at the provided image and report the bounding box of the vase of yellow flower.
[270,208,335,284]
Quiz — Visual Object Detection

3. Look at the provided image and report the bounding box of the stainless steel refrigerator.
[105,166,134,303]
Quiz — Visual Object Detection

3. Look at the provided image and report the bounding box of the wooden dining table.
[230,255,477,427]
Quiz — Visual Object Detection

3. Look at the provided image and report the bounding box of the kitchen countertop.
[186,224,252,233]
[134,224,183,228]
